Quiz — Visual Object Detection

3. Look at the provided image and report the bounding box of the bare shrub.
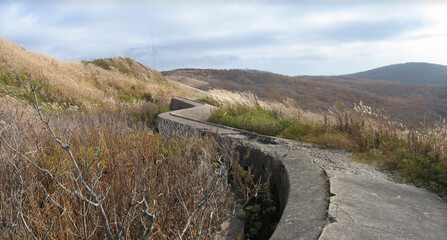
[0,94,239,239]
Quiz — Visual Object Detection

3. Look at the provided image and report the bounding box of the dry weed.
[0,103,237,239]
[206,89,447,198]
[0,38,203,111]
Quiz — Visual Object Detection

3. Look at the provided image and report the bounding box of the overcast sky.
[1,0,447,75]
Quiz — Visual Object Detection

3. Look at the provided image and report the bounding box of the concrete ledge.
[157,97,329,239]
[169,97,204,111]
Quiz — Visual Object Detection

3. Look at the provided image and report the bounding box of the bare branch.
[116,200,136,239]
[0,162,24,239]
[194,205,208,240]
[141,199,156,240]
[178,166,224,239]
[41,221,54,240]
[0,135,73,194]
[14,72,126,240]
[19,211,38,240]
[16,168,38,240]
[40,184,82,238]
[86,141,103,172]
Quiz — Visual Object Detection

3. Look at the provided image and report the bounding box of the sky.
[1,0,447,76]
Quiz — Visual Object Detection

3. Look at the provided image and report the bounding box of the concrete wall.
[157,97,329,239]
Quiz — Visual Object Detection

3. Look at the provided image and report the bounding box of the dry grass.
[206,89,447,199]
[0,103,238,239]
[207,89,323,124]
[0,39,262,239]
[0,38,203,110]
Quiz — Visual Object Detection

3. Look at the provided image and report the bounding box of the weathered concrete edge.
[157,97,329,239]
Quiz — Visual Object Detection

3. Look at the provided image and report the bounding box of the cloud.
[0,1,446,75]
[309,19,426,42]
[125,45,243,70]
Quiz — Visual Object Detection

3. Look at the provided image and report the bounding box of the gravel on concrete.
[299,145,447,240]
[159,97,447,240]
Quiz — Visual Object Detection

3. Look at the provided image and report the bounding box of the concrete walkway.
[309,148,447,240]
[158,97,447,240]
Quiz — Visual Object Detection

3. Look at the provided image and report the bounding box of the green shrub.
[0,73,12,85]
[118,91,141,103]
[280,122,312,141]
[83,58,137,76]
[141,92,154,102]
[208,105,292,136]
[231,165,279,240]
[196,96,218,106]
[208,104,447,200]
[130,102,169,127]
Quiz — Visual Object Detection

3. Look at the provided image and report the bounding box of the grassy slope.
[206,90,447,200]
[0,38,239,239]
[0,38,203,111]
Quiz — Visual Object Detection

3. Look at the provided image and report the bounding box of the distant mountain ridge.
[343,62,447,85]
[162,67,447,127]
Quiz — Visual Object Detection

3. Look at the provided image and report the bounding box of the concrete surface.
[301,146,447,240]
[157,98,328,239]
[313,152,447,240]
[157,97,447,240]
[320,171,447,240]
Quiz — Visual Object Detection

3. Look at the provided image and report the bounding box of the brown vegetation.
[206,90,447,200]
[0,100,242,239]
[0,38,244,239]
[0,38,203,111]
[163,68,447,127]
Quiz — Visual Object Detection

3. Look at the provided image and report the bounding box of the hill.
[162,68,447,127]
[344,62,447,85]
[0,38,203,111]
[0,39,242,239]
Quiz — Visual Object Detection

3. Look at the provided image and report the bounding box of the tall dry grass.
[206,89,447,199]
[207,89,324,124]
[0,102,238,239]
[0,38,203,110]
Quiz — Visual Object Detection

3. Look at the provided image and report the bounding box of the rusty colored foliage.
[0,106,236,239]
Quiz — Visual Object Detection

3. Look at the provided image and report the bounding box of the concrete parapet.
[157,97,328,239]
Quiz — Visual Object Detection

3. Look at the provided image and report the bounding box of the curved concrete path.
[307,147,447,240]
[157,97,447,240]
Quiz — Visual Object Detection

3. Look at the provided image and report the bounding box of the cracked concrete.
[158,97,447,240]
[158,98,328,239]
[276,141,447,239]
[309,148,447,240]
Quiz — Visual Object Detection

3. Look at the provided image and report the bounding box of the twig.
[16,167,38,240]
[40,184,82,237]
[12,72,118,240]
[141,199,156,240]
[41,221,54,240]
[178,167,223,239]
[0,162,26,239]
